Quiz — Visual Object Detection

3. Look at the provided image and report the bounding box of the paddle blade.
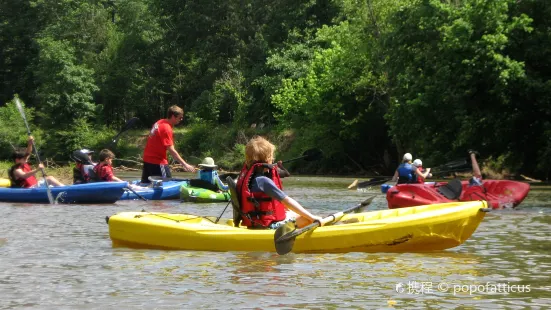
[434,158,469,171]
[226,176,242,227]
[14,97,31,134]
[14,97,25,116]
[274,221,298,255]
[120,117,140,132]
[111,117,140,144]
[302,148,323,162]
[357,177,390,189]
[352,195,377,213]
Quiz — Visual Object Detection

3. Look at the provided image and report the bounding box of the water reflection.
[0,176,550,308]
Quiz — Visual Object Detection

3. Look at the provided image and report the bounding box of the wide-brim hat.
[198,157,218,168]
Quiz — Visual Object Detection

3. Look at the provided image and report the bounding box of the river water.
[1,176,550,309]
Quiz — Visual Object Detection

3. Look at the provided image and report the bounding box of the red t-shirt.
[18,163,38,188]
[94,162,114,181]
[143,119,174,165]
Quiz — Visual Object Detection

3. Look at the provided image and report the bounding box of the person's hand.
[426,168,431,173]
[182,162,195,172]
[277,160,284,168]
[28,136,34,144]
[310,215,324,225]
[37,163,44,170]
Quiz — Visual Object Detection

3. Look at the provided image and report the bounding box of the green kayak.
[180,182,231,203]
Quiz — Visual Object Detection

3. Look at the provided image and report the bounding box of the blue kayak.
[0,182,127,204]
[120,180,189,200]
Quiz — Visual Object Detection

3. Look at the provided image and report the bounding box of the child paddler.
[8,136,64,188]
[236,136,322,229]
[93,149,124,182]
[72,149,96,184]
[194,157,229,192]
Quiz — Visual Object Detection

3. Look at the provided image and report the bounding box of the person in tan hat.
[194,157,228,192]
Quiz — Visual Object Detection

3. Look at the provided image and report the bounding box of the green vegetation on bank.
[1,0,550,179]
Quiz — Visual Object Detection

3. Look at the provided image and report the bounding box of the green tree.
[382,0,532,167]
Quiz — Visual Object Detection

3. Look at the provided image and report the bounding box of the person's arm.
[214,175,229,191]
[281,196,322,223]
[276,161,290,178]
[13,163,43,179]
[24,136,34,162]
[254,176,323,224]
[391,170,399,182]
[415,167,431,179]
[167,145,195,172]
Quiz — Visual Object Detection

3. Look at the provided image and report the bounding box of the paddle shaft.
[15,98,54,204]
[281,148,322,164]
[433,159,469,172]
[215,201,231,224]
[109,117,139,147]
[357,178,391,188]
[124,186,147,202]
[282,154,308,164]
[276,198,373,244]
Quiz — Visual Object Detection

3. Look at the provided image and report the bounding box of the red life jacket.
[416,167,425,184]
[236,163,286,228]
[73,163,96,184]
[93,162,113,181]
[8,163,38,188]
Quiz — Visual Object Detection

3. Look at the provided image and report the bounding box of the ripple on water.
[0,176,550,308]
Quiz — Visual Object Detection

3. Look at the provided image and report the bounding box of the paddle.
[217,148,323,181]
[349,157,472,189]
[274,196,376,255]
[14,97,54,204]
[147,176,190,182]
[433,158,469,171]
[124,186,148,202]
[109,117,140,148]
[282,148,323,163]
[215,200,232,224]
[354,177,391,189]
[431,167,472,177]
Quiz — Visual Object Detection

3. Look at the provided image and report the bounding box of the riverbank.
[2,123,545,180]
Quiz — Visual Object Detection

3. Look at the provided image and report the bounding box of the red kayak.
[386,180,530,209]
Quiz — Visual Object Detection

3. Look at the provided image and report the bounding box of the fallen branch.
[114,165,139,172]
[521,174,542,182]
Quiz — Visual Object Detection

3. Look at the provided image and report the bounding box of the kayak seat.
[437,178,463,200]
[226,176,243,227]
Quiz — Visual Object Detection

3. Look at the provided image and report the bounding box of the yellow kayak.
[107,201,488,253]
[0,178,10,188]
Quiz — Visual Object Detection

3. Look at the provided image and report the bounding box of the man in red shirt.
[141,105,195,183]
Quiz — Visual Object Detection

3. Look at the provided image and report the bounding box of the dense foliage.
[0,0,549,178]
